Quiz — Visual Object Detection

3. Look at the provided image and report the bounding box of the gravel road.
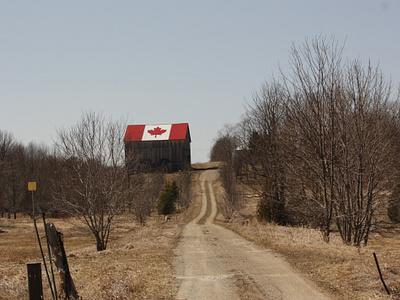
[174,169,332,300]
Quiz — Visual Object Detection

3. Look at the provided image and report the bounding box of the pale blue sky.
[1,1,399,162]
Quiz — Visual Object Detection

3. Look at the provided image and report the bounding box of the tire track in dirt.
[196,180,212,225]
[174,169,332,300]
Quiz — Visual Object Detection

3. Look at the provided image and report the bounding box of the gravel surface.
[174,169,332,300]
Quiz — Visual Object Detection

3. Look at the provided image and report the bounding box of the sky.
[1,1,399,163]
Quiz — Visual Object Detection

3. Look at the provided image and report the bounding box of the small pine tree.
[157,181,179,215]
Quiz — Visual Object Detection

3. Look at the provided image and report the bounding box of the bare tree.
[282,36,398,245]
[332,60,398,246]
[210,127,236,163]
[54,112,129,251]
[176,170,193,212]
[218,162,242,220]
[210,125,242,220]
[231,35,399,246]
[23,142,56,215]
[283,36,344,241]
[242,81,288,225]
[128,174,148,225]
[0,131,15,218]
[7,143,27,219]
[128,173,164,225]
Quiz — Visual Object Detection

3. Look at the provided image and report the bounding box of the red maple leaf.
[148,127,167,137]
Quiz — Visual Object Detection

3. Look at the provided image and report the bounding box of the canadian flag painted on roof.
[124,123,190,142]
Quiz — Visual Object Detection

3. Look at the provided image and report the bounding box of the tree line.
[211,36,400,246]
[0,131,53,219]
[0,112,192,251]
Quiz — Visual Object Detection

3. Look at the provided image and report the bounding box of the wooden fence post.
[27,263,43,300]
[46,222,79,300]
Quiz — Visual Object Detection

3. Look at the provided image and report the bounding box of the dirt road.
[174,169,332,300]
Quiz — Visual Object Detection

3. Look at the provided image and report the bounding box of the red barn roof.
[124,123,190,142]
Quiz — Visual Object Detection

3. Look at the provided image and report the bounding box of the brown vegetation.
[213,35,400,247]
[0,170,202,299]
[2,164,400,299]
[217,189,400,299]
[0,214,181,299]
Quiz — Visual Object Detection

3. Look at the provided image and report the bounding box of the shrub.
[256,183,287,225]
[157,181,179,215]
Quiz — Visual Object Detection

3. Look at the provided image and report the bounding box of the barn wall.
[125,137,191,173]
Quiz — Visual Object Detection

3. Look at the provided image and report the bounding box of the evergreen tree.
[157,181,179,215]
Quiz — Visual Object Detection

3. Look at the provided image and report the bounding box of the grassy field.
[0,214,185,299]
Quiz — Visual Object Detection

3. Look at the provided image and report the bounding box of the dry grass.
[0,170,204,300]
[217,190,400,300]
[6,166,398,299]
[0,214,187,300]
[0,214,181,299]
[191,161,222,170]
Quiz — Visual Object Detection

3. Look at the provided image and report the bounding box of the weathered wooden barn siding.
[125,138,191,173]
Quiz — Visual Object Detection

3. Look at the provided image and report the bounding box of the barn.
[124,123,191,173]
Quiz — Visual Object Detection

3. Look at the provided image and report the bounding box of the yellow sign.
[28,182,37,191]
